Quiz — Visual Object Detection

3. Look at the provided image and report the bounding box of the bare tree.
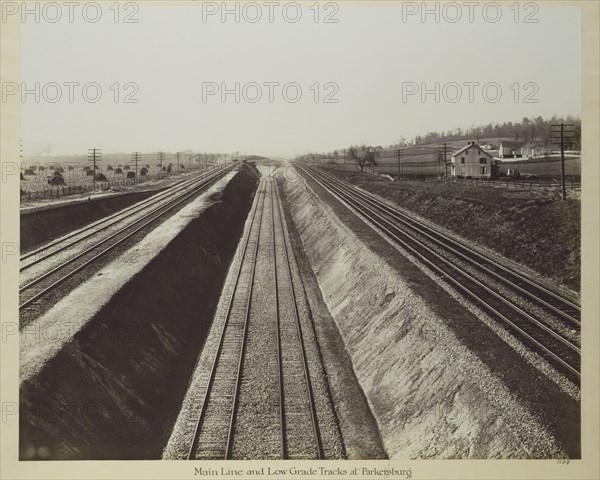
[355,143,380,172]
[347,145,359,170]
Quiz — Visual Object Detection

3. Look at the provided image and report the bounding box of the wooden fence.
[21,178,144,201]
[442,176,581,191]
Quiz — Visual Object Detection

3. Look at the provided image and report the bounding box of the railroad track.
[186,176,323,460]
[19,164,236,314]
[20,165,226,270]
[271,178,324,460]
[300,164,581,381]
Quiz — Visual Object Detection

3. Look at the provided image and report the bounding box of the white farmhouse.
[449,141,496,178]
[519,143,548,158]
[498,140,525,158]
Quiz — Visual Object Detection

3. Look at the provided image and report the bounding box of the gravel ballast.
[19,167,258,460]
[281,164,574,459]
[163,172,345,460]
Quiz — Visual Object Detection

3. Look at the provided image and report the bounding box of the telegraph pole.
[437,143,448,184]
[88,148,102,193]
[396,147,401,181]
[372,151,375,175]
[444,142,448,185]
[157,151,165,176]
[132,152,141,183]
[551,123,575,200]
[176,152,181,175]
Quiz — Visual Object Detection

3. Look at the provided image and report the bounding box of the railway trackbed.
[19,164,236,318]
[184,175,341,460]
[299,164,581,382]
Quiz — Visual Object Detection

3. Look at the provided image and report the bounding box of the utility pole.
[157,151,165,176]
[437,142,448,185]
[132,152,141,183]
[88,148,101,193]
[551,123,575,200]
[444,142,448,185]
[397,147,401,181]
[372,151,375,176]
[176,152,181,175]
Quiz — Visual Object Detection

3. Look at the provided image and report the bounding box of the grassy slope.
[322,168,580,292]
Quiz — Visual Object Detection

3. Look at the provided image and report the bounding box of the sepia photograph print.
[1,1,599,479]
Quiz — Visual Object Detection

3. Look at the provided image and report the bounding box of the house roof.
[499,140,525,149]
[451,143,494,158]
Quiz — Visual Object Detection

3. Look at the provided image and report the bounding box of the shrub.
[48,173,65,185]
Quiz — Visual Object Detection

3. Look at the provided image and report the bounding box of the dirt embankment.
[20,189,166,251]
[321,168,580,292]
[280,170,572,459]
[19,166,259,460]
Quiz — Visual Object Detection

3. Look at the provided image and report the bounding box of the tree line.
[298,143,382,172]
[297,114,581,172]
[404,115,581,149]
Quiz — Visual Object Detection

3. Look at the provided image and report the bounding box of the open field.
[326,154,581,181]
[20,156,216,190]
[19,155,221,205]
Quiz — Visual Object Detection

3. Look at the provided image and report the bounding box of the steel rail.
[301,165,580,379]
[20,165,225,267]
[308,167,580,324]
[19,167,233,310]
[186,179,266,460]
[273,178,324,459]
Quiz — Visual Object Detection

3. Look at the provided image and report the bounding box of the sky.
[17,1,581,157]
